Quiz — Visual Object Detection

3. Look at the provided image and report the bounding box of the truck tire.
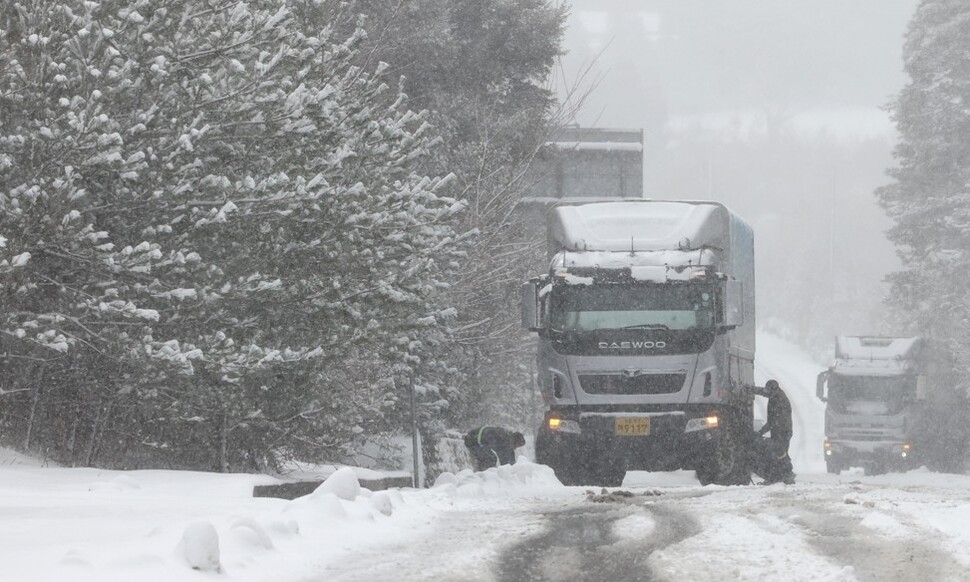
[536,433,625,487]
[553,465,583,486]
[563,447,625,487]
[695,445,739,486]
[590,459,626,487]
[825,458,842,474]
[696,423,748,485]
[695,463,719,486]
[535,430,578,485]
[708,407,753,485]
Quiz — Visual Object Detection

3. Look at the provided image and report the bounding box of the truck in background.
[525,126,644,201]
[816,336,926,475]
[520,199,756,486]
[517,126,644,242]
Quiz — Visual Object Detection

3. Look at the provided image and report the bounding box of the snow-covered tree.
[0,0,465,470]
[876,0,970,470]
[344,0,567,445]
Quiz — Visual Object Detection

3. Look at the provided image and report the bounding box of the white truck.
[520,199,756,486]
[816,336,926,475]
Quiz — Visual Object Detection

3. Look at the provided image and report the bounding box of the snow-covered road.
[310,333,970,581]
[5,332,970,582]
[314,470,970,581]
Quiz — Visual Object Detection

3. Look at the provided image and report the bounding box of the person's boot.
[780,455,795,484]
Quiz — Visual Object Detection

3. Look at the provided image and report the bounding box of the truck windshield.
[829,374,913,411]
[548,283,716,332]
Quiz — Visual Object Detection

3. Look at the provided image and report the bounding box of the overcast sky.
[552,1,922,345]
[555,1,920,129]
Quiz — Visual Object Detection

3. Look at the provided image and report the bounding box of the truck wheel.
[535,431,603,486]
[695,464,719,486]
[709,408,752,485]
[696,428,747,485]
[537,431,625,487]
[569,449,625,487]
[592,462,626,487]
[825,459,842,474]
[554,465,583,486]
[534,428,553,467]
[536,430,576,485]
[536,429,565,480]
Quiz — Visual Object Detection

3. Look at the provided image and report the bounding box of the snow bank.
[0,452,566,582]
[432,457,564,498]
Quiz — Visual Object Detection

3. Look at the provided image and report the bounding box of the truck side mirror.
[722,280,743,328]
[816,371,828,402]
[916,375,928,401]
[520,280,542,332]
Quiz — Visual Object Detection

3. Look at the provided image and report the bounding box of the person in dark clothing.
[751,380,796,484]
[464,426,526,471]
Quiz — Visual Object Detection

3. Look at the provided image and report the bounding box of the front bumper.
[540,410,720,471]
[824,439,914,466]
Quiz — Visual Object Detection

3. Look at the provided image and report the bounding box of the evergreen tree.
[876,0,970,470]
[345,0,568,447]
[0,0,464,470]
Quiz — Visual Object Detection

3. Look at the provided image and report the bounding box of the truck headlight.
[685,415,719,433]
[547,416,581,434]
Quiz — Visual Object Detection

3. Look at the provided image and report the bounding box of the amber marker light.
[705,415,719,428]
[548,417,563,430]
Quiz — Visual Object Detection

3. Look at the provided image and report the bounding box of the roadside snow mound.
[179,521,221,572]
[432,457,563,497]
[311,466,361,501]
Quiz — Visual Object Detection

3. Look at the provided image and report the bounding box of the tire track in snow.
[497,502,700,582]
[319,496,552,582]
[639,482,964,581]
[761,490,969,581]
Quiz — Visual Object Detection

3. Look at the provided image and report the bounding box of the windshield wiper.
[618,323,670,330]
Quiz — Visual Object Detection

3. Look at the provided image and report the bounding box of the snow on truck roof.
[554,249,715,283]
[548,200,730,253]
[545,141,644,153]
[832,336,922,376]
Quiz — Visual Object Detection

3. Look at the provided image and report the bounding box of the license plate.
[615,417,650,436]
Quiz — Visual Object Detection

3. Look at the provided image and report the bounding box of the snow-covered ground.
[2,332,970,581]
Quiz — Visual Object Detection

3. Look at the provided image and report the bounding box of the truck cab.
[816,336,925,475]
[521,200,756,486]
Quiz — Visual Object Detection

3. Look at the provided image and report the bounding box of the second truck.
[521,199,756,486]
[816,336,926,475]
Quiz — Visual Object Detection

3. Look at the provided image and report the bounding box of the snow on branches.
[0,0,465,469]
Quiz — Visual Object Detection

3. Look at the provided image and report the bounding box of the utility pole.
[409,374,421,488]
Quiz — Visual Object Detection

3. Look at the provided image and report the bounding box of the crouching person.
[464,426,526,471]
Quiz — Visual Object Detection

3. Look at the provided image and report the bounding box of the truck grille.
[579,373,685,395]
[840,433,894,441]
